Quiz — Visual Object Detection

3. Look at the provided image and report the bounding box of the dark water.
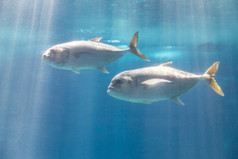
[0,0,238,159]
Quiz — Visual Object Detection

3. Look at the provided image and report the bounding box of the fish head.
[42,46,70,67]
[107,72,134,101]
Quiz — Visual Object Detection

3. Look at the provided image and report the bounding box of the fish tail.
[128,32,150,61]
[203,61,224,96]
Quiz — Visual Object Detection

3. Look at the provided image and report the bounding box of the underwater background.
[0,0,238,159]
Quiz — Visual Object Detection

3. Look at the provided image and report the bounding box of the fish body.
[107,62,224,105]
[42,32,149,74]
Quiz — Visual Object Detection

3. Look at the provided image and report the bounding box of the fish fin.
[98,66,109,74]
[90,37,103,42]
[160,61,173,66]
[204,61,224,96]
[171,97,185,106]
[72,69,80,74]
[141,79,171,86]
[128,32,150,61]
[141,79,171,85]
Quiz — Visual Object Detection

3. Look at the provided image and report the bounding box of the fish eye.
[49,49,56,55]
[114,79,122,85]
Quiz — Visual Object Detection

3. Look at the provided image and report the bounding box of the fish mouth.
[42,54,47,60]
[107,86,113,93]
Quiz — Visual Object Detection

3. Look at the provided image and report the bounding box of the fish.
[42,32,149,74]
[107,61,224,105]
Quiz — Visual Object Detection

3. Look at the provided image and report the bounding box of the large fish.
[107,61,224,105]
[42,32,149,74]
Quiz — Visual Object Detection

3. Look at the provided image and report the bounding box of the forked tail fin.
[204,61,224,96]
[128,32,150,61]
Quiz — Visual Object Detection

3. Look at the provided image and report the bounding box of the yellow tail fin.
[204,62,224,96]
[129,32,150,61]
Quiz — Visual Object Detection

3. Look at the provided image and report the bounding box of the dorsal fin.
[90,37,103,42]
[160,61,173,66]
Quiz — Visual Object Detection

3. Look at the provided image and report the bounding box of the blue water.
[0,0,238,159]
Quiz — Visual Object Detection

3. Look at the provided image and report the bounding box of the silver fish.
[107,61,224,105]
[42,32,149,74]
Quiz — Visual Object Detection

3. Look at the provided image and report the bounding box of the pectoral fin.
[90,37,103,42]
[141,79,171,86]
[98,67,109,74]
[171,97,184,106]
[72,68,80,74]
